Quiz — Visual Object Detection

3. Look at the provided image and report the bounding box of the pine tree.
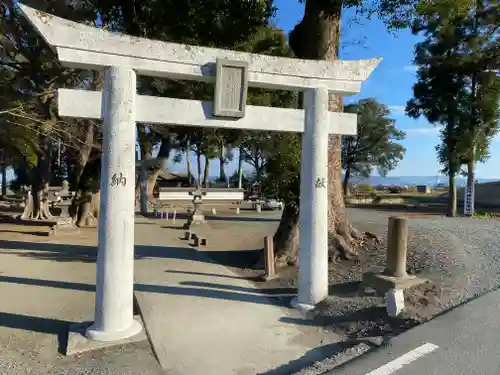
[407,0,499,216]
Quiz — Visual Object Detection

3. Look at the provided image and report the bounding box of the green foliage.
[263,133,302,207]
[406,0,499,218]
[343,98,406,182]
[355,184,373,193]
[406,0,500,177]
[407,185,418,192]
[1,0,285,188]
[473,211,500,219]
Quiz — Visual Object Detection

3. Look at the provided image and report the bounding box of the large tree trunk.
[137,134,172,203]
[196,150,202,188]
[272,0,360,264]
[274,204,300,267]
[465,148,475,216]
[447,169,457,217]
[219,156,227,183]
[343,165,351,197]
[186,142,193,185]
[203,156,210,187]
[70,121,94,190]
[75,190,100,227]
[67,121,100,225]
[254,152,261,183]
[1,163,6,197]
[29,135,52,220]
[72,151,101,226]
[219,140,227,183]
[237,146,244,189]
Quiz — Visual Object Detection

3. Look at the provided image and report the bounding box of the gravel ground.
[3,206,500,375]
[347,207,500,308]
[0,342,162,375]
[292,207,500,375]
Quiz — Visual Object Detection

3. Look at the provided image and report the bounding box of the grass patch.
[473,211,500,219]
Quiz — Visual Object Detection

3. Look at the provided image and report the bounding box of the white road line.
[365,343,439,375]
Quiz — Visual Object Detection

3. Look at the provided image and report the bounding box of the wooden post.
[385,216,408,278]
[264,236,276,280]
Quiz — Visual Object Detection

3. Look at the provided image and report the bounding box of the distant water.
[188,174,499,188]
[351,176,499,188]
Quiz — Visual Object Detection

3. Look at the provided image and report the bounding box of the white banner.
[463,184,475,216]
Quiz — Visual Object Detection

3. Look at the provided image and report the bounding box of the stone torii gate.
[20,4,380,343]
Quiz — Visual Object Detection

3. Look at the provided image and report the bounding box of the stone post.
[385,216,408,278]
[264,236,276,280]
[139,165,148,215]
[293,87,329,311]
[85,66,142,342]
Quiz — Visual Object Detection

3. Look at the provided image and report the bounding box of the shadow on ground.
[0,229,50,236]
[0,239,260,264]
[280,306,417,336]
[0,273,291,310]
[0,310,70,354]
[257,340,382,375]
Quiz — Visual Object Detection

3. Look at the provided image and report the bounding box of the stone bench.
[153,187,244,216]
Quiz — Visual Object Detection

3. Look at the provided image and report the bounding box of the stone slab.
[66,315,147,356]
[362,272,427,294]
[134,222,339,375]
[55,218,80,233]
[20,4,380,94]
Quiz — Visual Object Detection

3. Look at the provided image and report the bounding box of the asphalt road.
[329,288,500,375]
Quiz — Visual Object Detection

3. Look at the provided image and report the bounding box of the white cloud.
[403,65,418,72]
[388,105,406,114]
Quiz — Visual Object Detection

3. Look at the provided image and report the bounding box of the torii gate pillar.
[86,67,142,341]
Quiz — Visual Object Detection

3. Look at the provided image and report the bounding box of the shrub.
[388,186,402,194]
[407,185,418,192]
[355,184,373,193]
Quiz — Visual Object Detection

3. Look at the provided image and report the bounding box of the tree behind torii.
[269,0,478,265]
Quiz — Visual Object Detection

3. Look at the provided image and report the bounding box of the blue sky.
[168,1,498,179]
[270,0,500,178]
[156,0,500,178]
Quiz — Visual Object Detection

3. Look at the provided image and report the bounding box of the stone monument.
[184,189,207,228]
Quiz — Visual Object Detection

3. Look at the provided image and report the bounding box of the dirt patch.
[211,220,445,343]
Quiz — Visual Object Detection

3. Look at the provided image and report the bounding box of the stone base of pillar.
[85,318,143,342]
[385,288,405,317]
[66,315,145,355]
[183,214,206,229]
[290,297,316,313]
[55,217,79,232]
[362,271,427,294]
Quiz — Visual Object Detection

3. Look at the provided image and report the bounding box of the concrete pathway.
[134,219,339,375]
[0,224,162,374]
